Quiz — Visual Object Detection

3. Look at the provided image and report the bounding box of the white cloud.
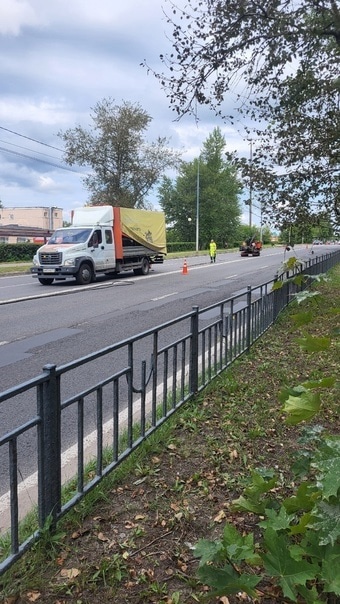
[0,0,40,35]
[0,0,253,219]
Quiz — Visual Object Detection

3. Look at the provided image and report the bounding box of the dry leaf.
[26,594,41,603]
[214,510,226,523]
[170,503,180,512]
[97,532,109,542]
[219,597,230,604]
[60,568,80,579]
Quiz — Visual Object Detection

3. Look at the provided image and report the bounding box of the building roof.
[0,225,52,237]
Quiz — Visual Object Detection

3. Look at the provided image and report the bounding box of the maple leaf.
[261,529,318,601]
[310,501,340,546]
[283,390,321,425]
[312,436,340,500]
[197,563,261,598]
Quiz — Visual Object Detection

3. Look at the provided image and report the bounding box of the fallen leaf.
[26,593,41,603]
[214,510,226,523]
[60,568,81,579]
[97,532,109,542]
[170,503,180,512]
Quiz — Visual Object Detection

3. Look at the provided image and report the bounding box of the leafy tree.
[146,0,340,228]
[59,98,181,208]
[158,128,242,248]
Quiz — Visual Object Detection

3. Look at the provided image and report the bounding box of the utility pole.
[248,140,253,229]
[196,156,200,252]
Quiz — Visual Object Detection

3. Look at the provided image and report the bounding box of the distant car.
[312,240,322,245]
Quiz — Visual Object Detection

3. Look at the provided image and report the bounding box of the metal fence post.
[38,364,61,530]
[246,286,252,351]
[190,306,199,394]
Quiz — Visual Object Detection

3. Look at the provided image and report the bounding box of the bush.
[0,243,40,263]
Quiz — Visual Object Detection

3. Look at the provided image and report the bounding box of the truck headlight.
[32,255,39,266]
[64,258,76,267]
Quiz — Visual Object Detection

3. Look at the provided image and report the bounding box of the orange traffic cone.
[182,258,188,275]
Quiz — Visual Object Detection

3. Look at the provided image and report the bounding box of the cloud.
[0,0,40,35]
[0,0,253,218]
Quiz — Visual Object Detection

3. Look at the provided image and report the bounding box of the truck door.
[88,228,115,270]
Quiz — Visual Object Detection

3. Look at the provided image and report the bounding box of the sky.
[0,0,256,224]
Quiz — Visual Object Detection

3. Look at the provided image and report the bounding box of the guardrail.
[0,249,339,574]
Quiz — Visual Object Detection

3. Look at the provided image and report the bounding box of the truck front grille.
[39,252,62,265]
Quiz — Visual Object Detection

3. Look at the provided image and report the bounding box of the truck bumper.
[31,266,78,278]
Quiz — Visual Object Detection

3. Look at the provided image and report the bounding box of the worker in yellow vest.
[209,239,217,263]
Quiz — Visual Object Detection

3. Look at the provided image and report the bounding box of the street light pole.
[196,156,200,252]
[248,140,253,229]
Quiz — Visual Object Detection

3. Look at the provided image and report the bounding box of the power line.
[0,146,81,173]
[0,125,64,152]
[0,138,62,161]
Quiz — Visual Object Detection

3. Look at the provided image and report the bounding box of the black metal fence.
[0,250,339,575]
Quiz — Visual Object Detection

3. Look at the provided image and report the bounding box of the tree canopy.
[59,98,181,208]
[145,0,340,229]
[158,127,242,248]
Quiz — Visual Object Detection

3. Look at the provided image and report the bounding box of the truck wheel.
[134,258,150,276]
[38,277,54,285]
[76,262,93,285]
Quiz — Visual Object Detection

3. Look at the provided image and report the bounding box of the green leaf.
[296,333,331,352]
[261,529,318,601]
[272,280,283,291]
[302,376,335,389]
[194,539,223,566]
[259,506,293,531]
[291,311,313,327]
[292,274,307,287]
[312,437,340,499]
[197,563,262,597]
[283,391,321,424]
[322,551,340,594]
[296,584,324,603]
[222,523,261,565]
[290,512,313,535]
[293,291,320,305]
[232,471,277,513]
[231,493,266,514]
[305,273,329,283]
[310,501,340,546]
[284,482,319,514]
[278,384,307,404]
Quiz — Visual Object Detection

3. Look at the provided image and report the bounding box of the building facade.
[0,206,63,244]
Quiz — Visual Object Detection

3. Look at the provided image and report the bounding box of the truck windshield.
[48,229,92,244]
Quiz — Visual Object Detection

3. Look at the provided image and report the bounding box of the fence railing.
[0,250,339,575]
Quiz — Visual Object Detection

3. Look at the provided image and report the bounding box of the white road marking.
[151,292,178,301]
